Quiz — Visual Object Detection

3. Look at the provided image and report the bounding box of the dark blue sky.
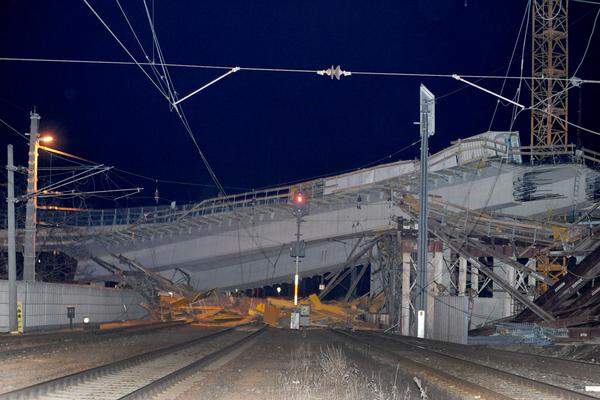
[1,1,598,206]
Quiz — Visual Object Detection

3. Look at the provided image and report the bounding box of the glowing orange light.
[39,135,54,144]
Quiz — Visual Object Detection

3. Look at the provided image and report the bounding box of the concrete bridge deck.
[2,131,599,292]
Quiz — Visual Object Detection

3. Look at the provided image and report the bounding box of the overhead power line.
[81,0,169,100]
[572,0,600,5]
[1,56,599,84]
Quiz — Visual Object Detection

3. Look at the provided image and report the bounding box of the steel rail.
[372,332,600,383]
[0,321,186,360]
[358,330,598,400]
[0,327,239,400]
[331,329,514,400]
[118,325,266,399]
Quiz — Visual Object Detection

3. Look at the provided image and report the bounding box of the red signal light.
[294,192,305,205]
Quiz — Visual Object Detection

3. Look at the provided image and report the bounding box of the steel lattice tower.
[531,0,569,161]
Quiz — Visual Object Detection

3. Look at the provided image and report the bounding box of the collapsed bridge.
[2,130,600,337]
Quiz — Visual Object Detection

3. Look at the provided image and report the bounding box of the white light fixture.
[83,317,90,324]
[276,286,282,294]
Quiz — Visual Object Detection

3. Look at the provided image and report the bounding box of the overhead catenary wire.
[81,1,278,270]
[572,0,600,5]
[573,6,600,77]
[85,0,228,196]
[115,0,169,95]
[0,116,29,141]
[488,0,531,130]
[82,0,169,101]
[1,56,599,84]
[1,111,230,192]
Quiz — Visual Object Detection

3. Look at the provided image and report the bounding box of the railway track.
[372,331,600,383]
[335,329,598,400]
[0,321,186,358]
[0,325,265,400]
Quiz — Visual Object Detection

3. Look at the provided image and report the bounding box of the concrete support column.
[401,251,411,336]
[504,264,516,316]
[433,249,444,291]
[440,246,451,289]
[23,111,41,282]
[458,256,467,296]
[494,259,517,317]
[471,264,479,296]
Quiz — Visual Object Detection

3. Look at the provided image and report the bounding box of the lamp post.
[23,109,53,282]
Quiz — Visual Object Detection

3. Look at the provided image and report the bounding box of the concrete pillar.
[440,246,451,289]
[433,249,444,292]
[505,265,516,316]
[23,111,41,281]
[458,256,467,296]
[494,259,516,317]
[401,251,411,336]
[471,264,479,296]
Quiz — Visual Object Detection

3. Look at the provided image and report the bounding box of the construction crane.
[530,0,569,161]
[531,0,570,292]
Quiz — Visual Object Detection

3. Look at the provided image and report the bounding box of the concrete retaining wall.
[0,280,147,332]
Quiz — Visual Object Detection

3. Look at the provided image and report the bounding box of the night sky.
[1,1,599,208]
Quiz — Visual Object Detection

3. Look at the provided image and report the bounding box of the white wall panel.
[0,280,146,332]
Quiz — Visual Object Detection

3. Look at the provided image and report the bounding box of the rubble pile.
[93,254,385,329]
[155,291,384,329]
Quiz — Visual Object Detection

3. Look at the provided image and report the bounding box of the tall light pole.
[6,145,18,332]
[291,191,308,306]
[23,110,41,281]
[416,85,435,338]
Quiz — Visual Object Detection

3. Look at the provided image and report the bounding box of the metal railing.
[1,180,326,229]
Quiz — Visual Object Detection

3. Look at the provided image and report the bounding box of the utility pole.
[6,145,18,332]
[290,191,308,306]
[416,85,435,338]
[23,110,40,282]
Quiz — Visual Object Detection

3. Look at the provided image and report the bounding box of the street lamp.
[23,109,56,282]
[38,135,54,144]
[22,111,42,281]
